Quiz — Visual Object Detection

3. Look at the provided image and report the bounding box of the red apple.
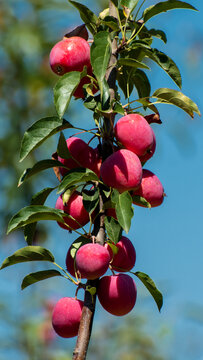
[100,149,142,192]
[55,192,89,230]
[97,274,137,316]
[107,236,136,272]
[58,137,97,177]
[133,169,164,207]
[52,297,83,338]
[114,114,155,159]
[75,243,111,280]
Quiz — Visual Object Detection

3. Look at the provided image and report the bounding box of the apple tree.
[1,1,200,359]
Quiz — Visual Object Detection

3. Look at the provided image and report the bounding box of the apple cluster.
[49,35,165,339]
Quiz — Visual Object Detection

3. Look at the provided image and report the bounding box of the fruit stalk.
[72,2,118,359]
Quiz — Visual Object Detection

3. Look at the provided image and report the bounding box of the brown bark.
[72,2,118,359]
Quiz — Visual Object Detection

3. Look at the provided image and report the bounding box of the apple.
[97,273,137,316]
[100,149,142,192]
[114,114,155,159]
[132,169,164,207]
[107,236,136,272]
[75,243,111,280]
[55,192,89,230]
[52,297,83,338]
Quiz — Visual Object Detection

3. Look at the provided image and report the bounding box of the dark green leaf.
[117,67,134,98]
[104,216,122,244]
[21,269,62,290]
[57,168,99,194]
[18,159,66,186]
[144,48,182,88]
[114,102,125,115]
[0,246,55,270]
[24,187,56,245]
[20,117,73,162]
[118,58,150,70]
[54,71,81,118]
[132,195,151,208]
[153,88,201,118]
[120,0,139,11]
[90,31,112,98]
[69,1,98,34]
[134,271,163,311]
[57,132,71,159]
[101,16,120,31]
[82,188,99,215]
[143,0,197,23]
[132,69,151,99]
[114,192,134,233]
[7,206,66,234]
[147,29,167,43]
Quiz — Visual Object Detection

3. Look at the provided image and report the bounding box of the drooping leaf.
[147,29,167,43]
[101,16,120,31]
[54,71,81,118]
[118,58,150,70]
[18,159,66,186]
[0,246,55,270]
[153,88,201,118]
[69,1,98,34]
[120,0,139,11]
[20,117,73,162]
[104,216,122,244]
[21,269,62,290]
[7,206,66,234]
[113,191,134,233]
[57,132,71,159]
[24,187,56,245]
[132,195,151,208]
[143,0,197,23]
[133,271,163,311]
[57,168,98,194]
[82,187,99,215]
[90,31,112,99]
[132,69,151,99]
[135,98,159,114]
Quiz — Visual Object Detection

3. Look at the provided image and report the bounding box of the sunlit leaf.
[104,216,122,244]
[143,0,197,23]
[21,269,62,290]
[20,117,73,162]
[0,246,55,270]
[54,71,81,118]
[113,191,134,233]
[82,187,99,215]
[133,271,163,311]
[57,168,98,194]
[120,0,139,11]
[7,206,65,234]
[153,88,201,118]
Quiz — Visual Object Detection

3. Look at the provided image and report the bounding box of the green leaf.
[54,71,81,118]
[114,102,125,115]
[20,117,73,162]
[57,132,71,159]
[114,191,134,233]
[82,188,99,215]
[69,236,91,258]
[104,216,122,244]
[153,88,201,118]
[90,31,112,99]
[118,58,150,70]
[143,0,197,23]
[21,269,62,290]
[133,271,163,311]
[69,1,98,34]
[132,69,151,99]
[24,187,56,245]
[147,29,167,43]
[101,16,120,31]
[0,246,55,270]
[144,48,182,88]
[120,0,139,11]
[57,168,99,194]
[7,206,66,234]
[18,159,66,186]
[132,195,151,208]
